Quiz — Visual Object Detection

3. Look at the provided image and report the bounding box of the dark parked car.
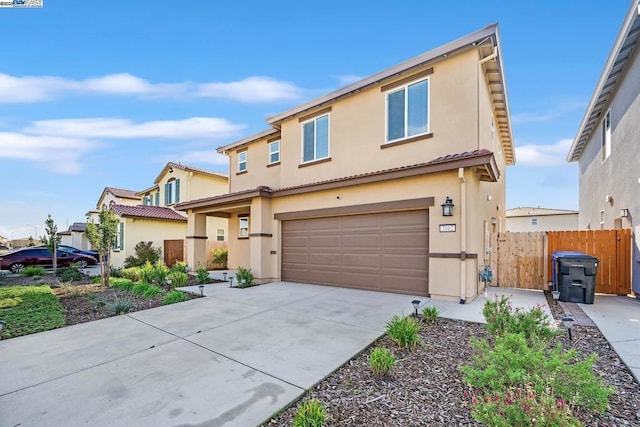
[57,245,101,260]
[0,247,98,273]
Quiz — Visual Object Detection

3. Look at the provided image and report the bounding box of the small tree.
[40,214,61,275]
[27,236,36,247]
[86,206,119,287]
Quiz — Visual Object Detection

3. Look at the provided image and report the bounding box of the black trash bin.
[553,252,599,304]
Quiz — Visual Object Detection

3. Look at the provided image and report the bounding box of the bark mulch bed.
[266,294,640,426]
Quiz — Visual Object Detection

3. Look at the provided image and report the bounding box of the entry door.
[164,240,184,267]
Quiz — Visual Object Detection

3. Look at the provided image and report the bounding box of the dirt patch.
[266,295,640,426]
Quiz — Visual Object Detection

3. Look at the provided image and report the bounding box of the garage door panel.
[382,254,427,270]
[342,253,381,268]
[343,234,380,249]
[309,235,340,248]
[309,253,341,267]
[282,210,429,296]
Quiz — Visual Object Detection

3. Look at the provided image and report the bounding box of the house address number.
[439,224,456,232]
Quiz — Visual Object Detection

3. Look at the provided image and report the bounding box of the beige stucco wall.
[228,49,488,193]
[201,44,511,301]
[220,168,501,301]
[98,193,138,209]
[506,214,579,232]
[110,218,187,268]
[156,169,229,207]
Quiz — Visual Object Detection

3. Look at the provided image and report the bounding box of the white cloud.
[25,117,245,140]
[0,132,97,173]
[515,139,573,166]
[511,101,586,124]
[0,73,305,103]
[334,74,364,85]
[197,76,303,103]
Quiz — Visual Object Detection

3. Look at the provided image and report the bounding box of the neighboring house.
[506,207,578,232]
[177,24,515,302]
[59,222,92,250]
[88,162,229,268]
[567,0,640,294]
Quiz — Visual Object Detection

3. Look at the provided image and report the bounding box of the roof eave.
[568,0,640,162]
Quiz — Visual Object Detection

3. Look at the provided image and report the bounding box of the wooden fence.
[492,229,632,295]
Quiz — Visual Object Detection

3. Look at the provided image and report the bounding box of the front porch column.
[186,212,207,269]
[249,197,274,280]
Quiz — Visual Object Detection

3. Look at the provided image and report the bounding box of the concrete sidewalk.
[580,295,640,382]
[0,282,550,426]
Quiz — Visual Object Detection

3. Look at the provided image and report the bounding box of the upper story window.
[269,141,280,164]
[302,114,329,163]
[142,194,153,206]
[601,109,611,162]
[386,78,429,142]
[531,218,538,226]
[165,178,180,205]
[238,150,247,173]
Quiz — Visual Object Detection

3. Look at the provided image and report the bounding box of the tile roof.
[106,187,140,200]
[153,162,228,184]
[68,222,86,232]
[111,204,187,221]
[176,149,495,210]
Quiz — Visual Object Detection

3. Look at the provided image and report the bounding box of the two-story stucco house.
[178,24,515,302]
[568,0,640,295]
[88,162,229,268]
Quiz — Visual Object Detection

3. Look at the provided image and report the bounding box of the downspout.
[459,167,467,304]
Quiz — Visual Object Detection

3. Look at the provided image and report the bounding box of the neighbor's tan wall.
[99,193,138,209]
[156,168,228,207]
[228,48,480,193]
[506,214,579,232]
[110,218,187,268]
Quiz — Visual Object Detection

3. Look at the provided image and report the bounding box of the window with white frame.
[302,114,329,163]
[386,78,429,142]
[166,179,179,205]
[238,151,247,172]
[142,194,153,205]
[531,218,538,226]
[216,228,225,241]
[602,109,611,161]
[600,210,605,229]
[269,141,280,164]
[239,216,249,238]
[112,222,124,251]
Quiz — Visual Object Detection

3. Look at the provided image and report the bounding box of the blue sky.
[0,0,628,240]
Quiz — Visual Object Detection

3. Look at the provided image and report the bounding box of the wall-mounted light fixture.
[490,217,497,225]
[621,208,630,218]
[441,197,454,217]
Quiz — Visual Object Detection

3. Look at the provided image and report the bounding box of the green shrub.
[235,266,254,288]
[149,262,169,287]
[168,271,188,289]
[0,286,64,338]
[141,285,163,298]
[110,267,123,278]
[110,278,134,291]
[91,275,102,284]
[132,283,151,296]
[461,332,614,423]
[20,266,46,277]
[85,292,106,307]
[162,290,189,305]
[0,296,22,309]
[106,296,135,315]
[139,261,154,284]
[120,267,142,282]
[483,295,558,343]
[386,315,422,348]
[195,265,210,284]
[293,398,327,427]
[369,347,396,377]
[170,261,189,273]
[211,247,228,267]
[123,241,161,268]
[421,305,440,323]
[56,265,82,282]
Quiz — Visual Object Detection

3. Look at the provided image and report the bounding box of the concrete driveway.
[0,282,419,427]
